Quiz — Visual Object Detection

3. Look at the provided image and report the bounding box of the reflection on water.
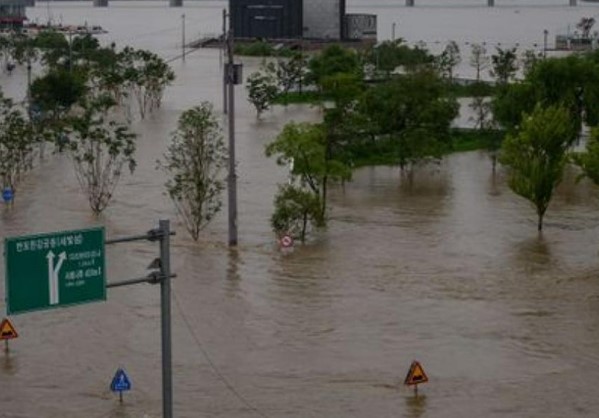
[1,350,17,377]
[404,394,428,418]
[513,235,554,271]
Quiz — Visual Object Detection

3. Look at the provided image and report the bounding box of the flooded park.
[2,1,599,417]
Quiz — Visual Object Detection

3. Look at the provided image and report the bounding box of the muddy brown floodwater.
[2,1,599,417]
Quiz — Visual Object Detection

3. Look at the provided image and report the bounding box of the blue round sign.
[2,187,14,203]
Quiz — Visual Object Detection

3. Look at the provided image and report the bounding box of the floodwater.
[2,1,599,417]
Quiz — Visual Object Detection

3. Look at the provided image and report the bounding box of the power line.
[172,289,272,418]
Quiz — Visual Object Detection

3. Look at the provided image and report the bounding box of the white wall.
[303,0,341,40]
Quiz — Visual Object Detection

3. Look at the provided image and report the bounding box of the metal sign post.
[104,219,175,418]
[4,220,175,418]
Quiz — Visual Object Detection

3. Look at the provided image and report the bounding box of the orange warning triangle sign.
[404,361,428,386]
[0,318,18,340]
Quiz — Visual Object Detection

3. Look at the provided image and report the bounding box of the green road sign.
[4,227,106,315]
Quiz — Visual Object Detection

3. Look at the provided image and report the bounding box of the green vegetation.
[0,30,175,213]
[500,105,577,231]
[0,91,35,195]
[328,129,504,168]
[447,81,496,97]
[158,103,227,241]
[272,91,323,105]
[265,122,351,240]
[246,70,279,118]
[259,42,599,237]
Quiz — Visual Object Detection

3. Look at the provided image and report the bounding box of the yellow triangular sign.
[0,318,18,340]
[404,361,428,386]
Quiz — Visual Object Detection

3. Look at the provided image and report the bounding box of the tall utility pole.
[182,14,186,62]
[68,30,73,72]
[222,9,228,114]
[159,219,173,418]
[226,27,238,247]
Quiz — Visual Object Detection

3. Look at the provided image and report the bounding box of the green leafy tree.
[308,45,362,90]
[270,184,323,242]
[320,72,365,170]
[30,68,87,120]
[63,95,137,214]
[266,122,351,225]
[359,70,458,176]
[572,128,599,188]
[521,49,542,78]
[158,103,227,241]
[33,30,69,68]
[577,17,596,39]
[469,93,494,132]
[121,47,175,119]
[275,53,307,98]
[490,47,519,85]
[469,43,489,82]
[366,39,434,78]
[0,90,35,193]
[10,33,39,66]
[246,70,279,118]
[493,55,599,133]
[436,40,461,82]
[0,36,11,70]
[86,45,128,105]
[500,105,577,231]
[468,84,500,172]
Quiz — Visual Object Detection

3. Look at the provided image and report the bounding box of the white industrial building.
[302,0,345,40]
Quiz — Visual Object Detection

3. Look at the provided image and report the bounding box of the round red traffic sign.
[280,234,294,248]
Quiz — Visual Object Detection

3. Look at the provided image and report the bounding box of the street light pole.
[159,219,173,418]
[182,14,186,62]
[226,28,238,247]
[222,9,228,114]
[68,30,73,72]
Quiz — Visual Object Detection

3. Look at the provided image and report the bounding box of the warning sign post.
[0,318,18,353]
[404,360,428,395]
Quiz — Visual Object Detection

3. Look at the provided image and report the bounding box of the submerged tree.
[30,68,87,120]
[307,45,362,90]
[0,90,35,194]
[572,128,599,186]
[158,102,227,241]
[359,69,458,178]
[246,70,279,118]
[270,184,323,242]
[274,53,307,97]
[490,47,519,85]
[469,43,489,82]
[266,122,351,237]
[64,95,137,214]
[500,105,577,231]
[121,47,175,119]
[365,39,434,78]
[436,40,461,82]
[577,17,596,39]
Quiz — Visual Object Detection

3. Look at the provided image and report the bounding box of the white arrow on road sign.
[46,250,66,305]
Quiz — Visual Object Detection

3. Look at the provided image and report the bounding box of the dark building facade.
[230,0,303,39]
[0,0,27,29]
